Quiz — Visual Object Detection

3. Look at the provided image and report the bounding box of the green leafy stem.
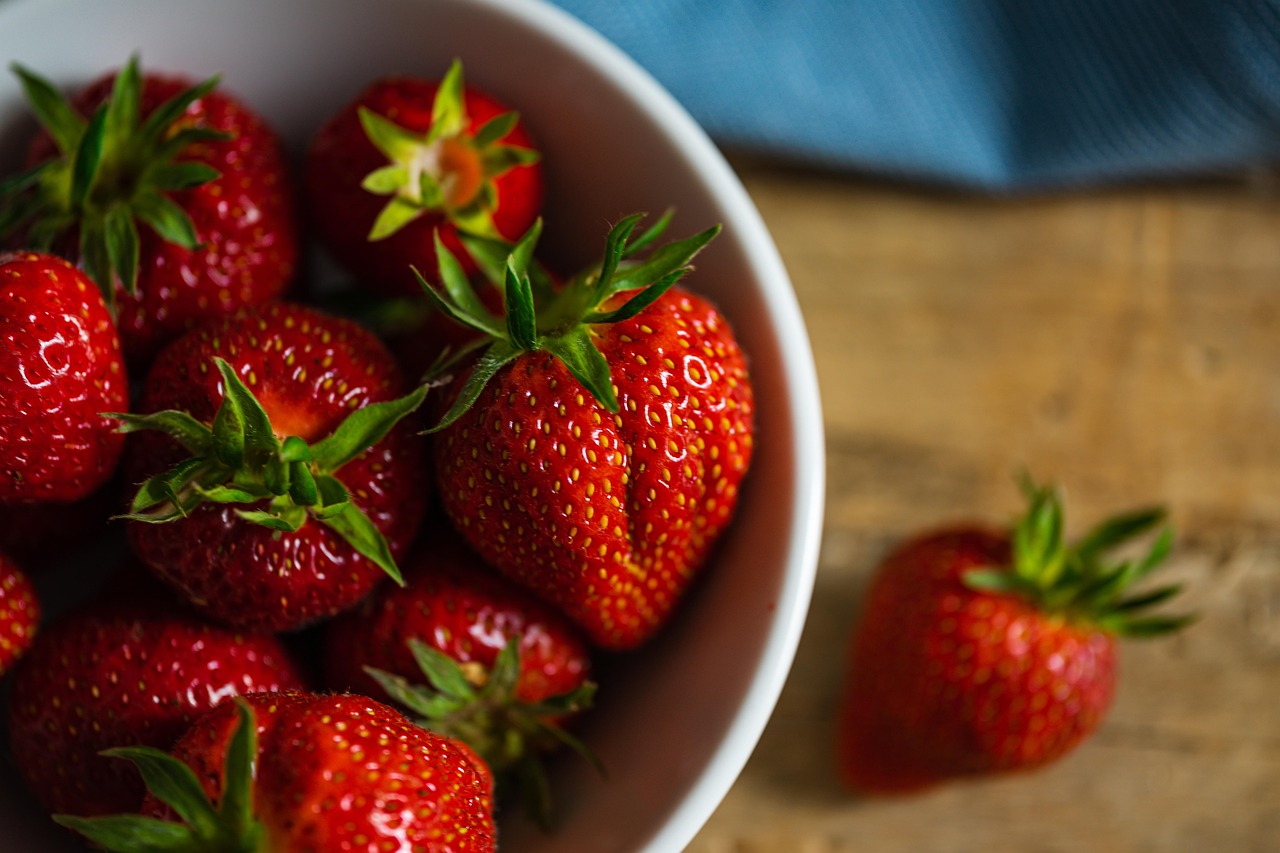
[1,55,227,311]
[963,474,1195,637]
[360,58,540,243]
[107,358,427,584]
[367,637,601,829]
[417,211,719,432]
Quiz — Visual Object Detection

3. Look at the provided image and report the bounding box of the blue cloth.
[549,0,1280,191]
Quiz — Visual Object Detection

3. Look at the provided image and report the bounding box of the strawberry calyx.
[54,698,264,852]
[366,637,601,829]
[107,357,427,584]
[963,475,1194,637]
[0,55,226,312]
[359,59,539,242]
[418,211,720,431]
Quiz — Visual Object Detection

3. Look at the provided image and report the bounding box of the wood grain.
[686,163,1280,852]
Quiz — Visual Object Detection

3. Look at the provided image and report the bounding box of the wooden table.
[687,161,1280,852]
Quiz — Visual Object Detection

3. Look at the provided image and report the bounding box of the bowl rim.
[0,0,826,848]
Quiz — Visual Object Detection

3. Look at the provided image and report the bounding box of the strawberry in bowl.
[58,692,498,852]
[326,520,598,824]
[306,59,543,297]
[7,582,305,817]
[116,302,429,631]
[1,57,299,365]
[426,215,755,651]
[0,251,127,504]
[0,550,38,676]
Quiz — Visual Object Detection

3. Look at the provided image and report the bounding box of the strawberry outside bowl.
[0,0,826,850]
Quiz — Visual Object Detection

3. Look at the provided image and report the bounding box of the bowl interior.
[0,0,824,849]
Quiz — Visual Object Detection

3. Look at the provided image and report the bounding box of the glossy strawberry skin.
[325,521,592,703]
[125,302,428,632]
[0,550,38,675]
[0,251,127,504]
[837,528,1117,795]
[305,75,543,297]
[157,691,496,852]
[6,588,305,817]
[434,286,755,650]
[26,72,299,365]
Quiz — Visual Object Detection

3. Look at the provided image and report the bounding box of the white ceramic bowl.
[0,0,825,849]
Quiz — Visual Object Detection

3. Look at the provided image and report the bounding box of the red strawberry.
[6,586,304,816]
[325,521,597,824]
[2,57,298,364]
[325,520,592,703]
[0,550,38,676]
[424,215,754,650]
[116,302,429,631]
[0,251,127,504]
[306,60,543,297]
[837,479,1192,795]
[58,692,497,853]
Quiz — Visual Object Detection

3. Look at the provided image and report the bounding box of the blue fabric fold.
[549,0,1280,190]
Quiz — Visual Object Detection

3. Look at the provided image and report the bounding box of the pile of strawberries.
[0,56,755,849]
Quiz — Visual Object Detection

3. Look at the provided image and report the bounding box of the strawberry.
[837,478,1193,795]
[58,692,497,852]
[0,550,38,676]
[325,520,592,703]
[423,215,754,650]
[1,56,298,364]
[325,521,597,824]
[306,60,542,297]
[0,250,127,504]
[114,302,429,631]
[6,586,304,817]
